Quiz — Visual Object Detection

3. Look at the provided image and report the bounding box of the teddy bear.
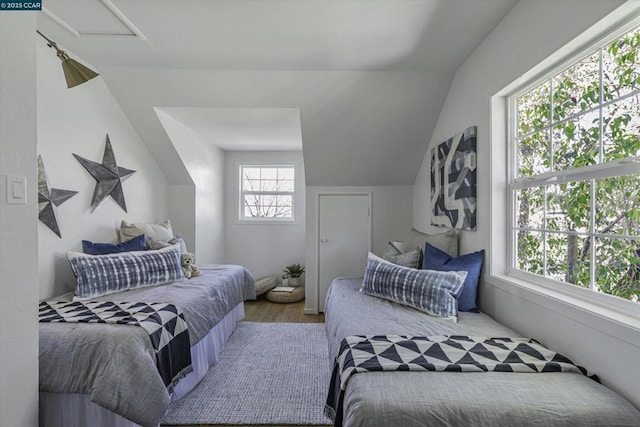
[180,252,201,279]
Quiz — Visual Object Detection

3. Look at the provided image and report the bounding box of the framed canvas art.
[430,126,477,230]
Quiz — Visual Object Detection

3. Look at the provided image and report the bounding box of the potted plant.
[283,263,305,287]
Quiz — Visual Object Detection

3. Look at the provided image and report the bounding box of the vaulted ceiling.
[37,0,518,186]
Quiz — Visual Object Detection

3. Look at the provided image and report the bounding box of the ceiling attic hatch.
[42,0,144,38]
[155,108,303,152]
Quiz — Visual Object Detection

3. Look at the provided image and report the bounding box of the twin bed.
[39,264,255,427]
[324,277,640,427]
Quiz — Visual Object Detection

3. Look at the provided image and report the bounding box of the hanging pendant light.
[36,30,99,88]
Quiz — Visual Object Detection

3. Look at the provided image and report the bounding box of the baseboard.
[303,307,319,315]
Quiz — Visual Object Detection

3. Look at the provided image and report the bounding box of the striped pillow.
[361,252,466,320]
[68,244,184,300]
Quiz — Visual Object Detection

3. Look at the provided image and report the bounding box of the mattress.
[325,277,640,427]
[39,264,255,427]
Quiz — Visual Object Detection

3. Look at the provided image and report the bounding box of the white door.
[318,194,371,312]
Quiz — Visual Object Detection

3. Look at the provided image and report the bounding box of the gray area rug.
[162,322,332,426]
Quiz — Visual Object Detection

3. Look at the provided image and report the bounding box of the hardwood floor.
[243,294,325,323]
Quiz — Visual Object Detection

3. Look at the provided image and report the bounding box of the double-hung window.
[239,165,295,222]
[509,23,640,304]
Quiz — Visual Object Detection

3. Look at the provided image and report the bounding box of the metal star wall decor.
[73,135,136,213]
[38,155,78,238]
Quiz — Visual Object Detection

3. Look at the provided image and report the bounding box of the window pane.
[244,193,260,206]
[242,178,260,191]
[516,230,544,275]
[603,27,640,102]
[546,182,591,232]
[276,195,291,207]
[517,130,550,177]
[261,194,276,208]
[277,207,292,218]
[546,232,590,287]
[278,168,294,180]
[279,179,294,192]
[595,237,640,302]
[517,83,551,135]
[595,174,640,236]
[261,168,277,179]
[551,112,599,171]
[261,179,279,192]
[515,187,544,229]
[602,97,640,162]
[242,167,261,180]
[552,53,600,121]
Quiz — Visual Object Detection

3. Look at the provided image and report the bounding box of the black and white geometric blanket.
[39,300,193,392]
[325,335,597,425]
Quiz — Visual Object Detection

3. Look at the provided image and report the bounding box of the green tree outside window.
[514,26,640,303]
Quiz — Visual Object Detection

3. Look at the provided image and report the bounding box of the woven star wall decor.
[73,135,136,213]
[38,155,78,238]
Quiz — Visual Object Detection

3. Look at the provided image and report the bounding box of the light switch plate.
[6,174,27,204]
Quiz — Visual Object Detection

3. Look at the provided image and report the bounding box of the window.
[509,23,640,304]
[239,165,295,221]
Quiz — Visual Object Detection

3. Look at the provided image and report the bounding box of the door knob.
[320,237,328,243]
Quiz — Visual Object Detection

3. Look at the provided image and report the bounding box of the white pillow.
[120,219,173,243]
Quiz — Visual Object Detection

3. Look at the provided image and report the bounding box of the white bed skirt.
[39,303,245,427]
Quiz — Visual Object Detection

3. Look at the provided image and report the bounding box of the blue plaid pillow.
[361,252,466,320]
[68,244,184,300]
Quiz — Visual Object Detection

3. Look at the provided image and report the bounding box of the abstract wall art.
[74,134,136,213]
[430,126,477,231]
[38,155,78,238]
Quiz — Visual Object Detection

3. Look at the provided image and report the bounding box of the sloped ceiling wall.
[99,68,446,186]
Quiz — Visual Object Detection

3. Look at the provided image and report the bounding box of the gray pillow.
[386,229,458,269]
[382,244,421,269]
[147,235,188,254]
[120,219,174,243]
[360,252,466,320]
[405,228,459,258]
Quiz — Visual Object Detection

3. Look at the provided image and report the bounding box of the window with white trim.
[239,165,295,221]
[509,22,640,304]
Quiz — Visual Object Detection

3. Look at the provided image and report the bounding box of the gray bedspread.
[39,264,255,427]
[325,277,640,427]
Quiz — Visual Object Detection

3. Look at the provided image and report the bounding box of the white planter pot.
[288,277,300,287]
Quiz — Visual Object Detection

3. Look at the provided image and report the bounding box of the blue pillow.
[423,242,484,312]
[361,252,467,320]
[82,234,147,255]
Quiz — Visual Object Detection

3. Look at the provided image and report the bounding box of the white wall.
[37,43,170,299]
[156,111,225,263]
[168,184,196,254]
[305,186,413,313]
[224,151,306,279]
[412,0,639,408]
[0,14,39,427]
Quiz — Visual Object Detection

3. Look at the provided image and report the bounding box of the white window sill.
[486,274,640,346]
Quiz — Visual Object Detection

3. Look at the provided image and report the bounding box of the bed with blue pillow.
[324,230,640,427]
[38,225,256,427]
